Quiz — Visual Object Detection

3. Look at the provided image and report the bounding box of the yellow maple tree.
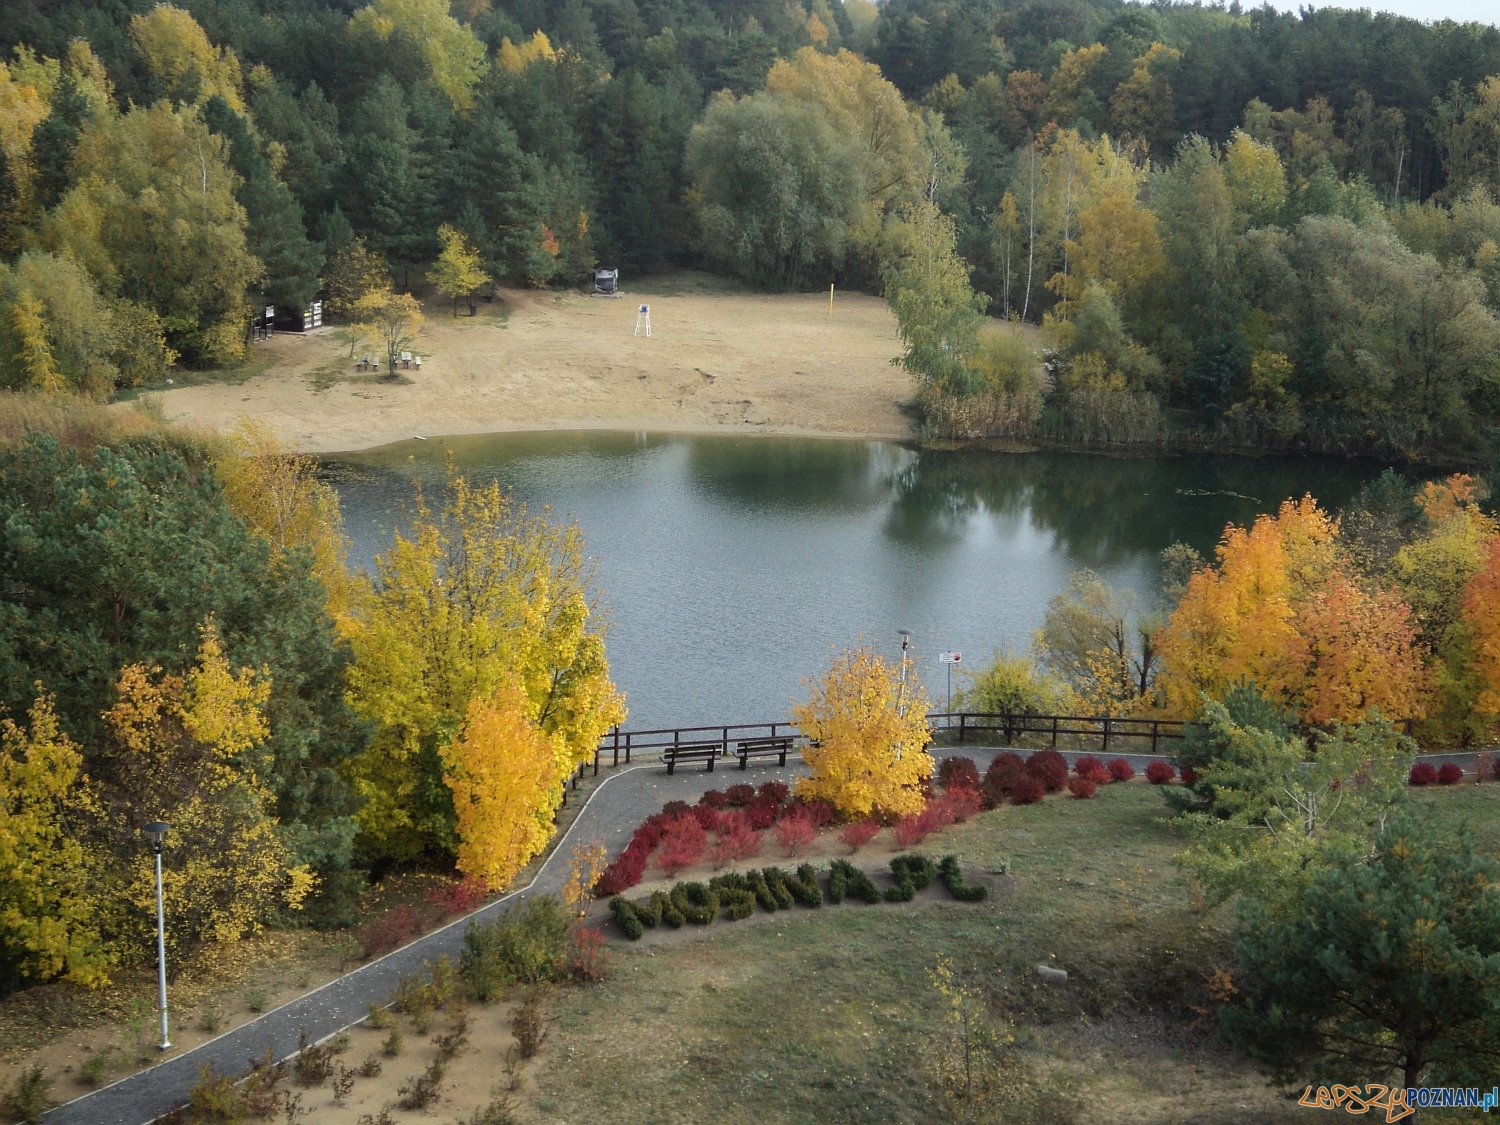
[792,644,932,820]
[441,681,559,890]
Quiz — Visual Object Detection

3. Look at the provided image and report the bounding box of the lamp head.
[144,821,170,853]
[897,629,912,651]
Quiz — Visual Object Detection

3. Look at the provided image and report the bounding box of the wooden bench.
[663,741,722,774]
[734,735,794,769]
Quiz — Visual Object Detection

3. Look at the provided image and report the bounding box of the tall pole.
[897,630,912,717]
[146,822,171,1051]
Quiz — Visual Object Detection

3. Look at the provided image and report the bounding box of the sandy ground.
[152,275,916,454]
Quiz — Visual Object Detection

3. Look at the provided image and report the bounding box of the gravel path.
[44,743,1483,1123]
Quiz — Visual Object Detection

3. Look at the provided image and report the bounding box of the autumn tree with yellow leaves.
[347,472,625,874]
[792,644,932,820]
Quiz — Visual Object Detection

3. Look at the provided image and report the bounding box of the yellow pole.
[828,283,834,318]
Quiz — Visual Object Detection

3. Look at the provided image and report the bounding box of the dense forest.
[1,0,1500,457]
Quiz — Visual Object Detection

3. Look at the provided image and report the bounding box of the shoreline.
[149,279,932,456]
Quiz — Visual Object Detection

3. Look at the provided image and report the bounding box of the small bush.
[827,859,881,904]
[795,798,837,828]
[185,1065,238,1122]
[839,819,881,854]
[293,1028,337,1086]
[712,811,763,866]
[700,788,729,809]
[3,1067,54,1124]
[1106,757,1135,782]
[381,1029,403,1057]
[655,818,707,876]
[460,896,571,1000]
[724,783,756,807]
[661,800,691,817]
[511,990,549,1059]
[1072,755,1102,778]
[937,855,987,902]
[791,864,823,907]
[938,787,983,822]
[747,868,781,912]
[758,780,790,804]
[885,854,937,902]
[1144,761,1176,784]
[937,756,981,791]
[609,897,644,941]
[358,1055,383,1078]
[358,904,426,960]
[670,881,720,924]
[77,1048,114,1089]
[397,1058,447,1110]
[1011,776,1046,805]
[426,878,489,918]
[1067,776,1098,799]
[595,843,648,896]
[759,867,797,909]
[690,804,722,833]
[1408,762,1439,786]
[772,809,817,857]
[1180,765,1198,785]
[747,796,780,830]
[1437,761,1464,785]
[570,926,610,981]
[981,751,1027,808]
[892,813,933,848]
[1025,750,1069,791]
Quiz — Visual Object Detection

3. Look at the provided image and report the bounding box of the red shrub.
[747,796,780,830]
[358,905,426,960]
[1408,762,1439,786]
[691,804,722,833]
[662,800,691,817]
[1010,776,1047,805]
[839,819,881,854]
[1180,766,1198,785]
[1106,758,1136,782]
[1437,761,1465,785]
[700,789,729,809]
[713,811,763,866]
[1145,761,1176,785]
[1067,776,1098,799]
[893,813,933,848]
[570,925,610,982]
[773,810,818,857]
[794,799,837,829]
[938,787,983,822]
[655,819,706,876]
[1085,765,1112,784]
[596,844,649,895]
[1025,750,1069,792]
[981,752,1026,808]
[631,812,672,851]
[724,783,756,807]
[425,877,489,917]
[758,780,790,804]
[938,756,981,792]
[1072,755,1103,779]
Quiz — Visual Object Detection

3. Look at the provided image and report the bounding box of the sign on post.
[939,652,960,714]
[939,652,961,663]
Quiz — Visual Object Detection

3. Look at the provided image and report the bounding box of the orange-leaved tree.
[1157,495,1428,725]
[792,644,932,820]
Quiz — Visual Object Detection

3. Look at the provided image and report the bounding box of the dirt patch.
[147,275,928,454]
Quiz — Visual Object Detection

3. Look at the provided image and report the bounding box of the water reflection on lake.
[327,432,1382,729]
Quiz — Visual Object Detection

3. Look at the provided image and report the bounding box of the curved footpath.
[44,746,1480,1124]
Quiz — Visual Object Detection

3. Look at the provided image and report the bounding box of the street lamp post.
[896,629,913,718]
[144,821,171,1051]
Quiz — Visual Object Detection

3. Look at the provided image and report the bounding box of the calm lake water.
[327,432,1384,729]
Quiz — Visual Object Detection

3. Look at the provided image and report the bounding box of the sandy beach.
[153,274,917,454]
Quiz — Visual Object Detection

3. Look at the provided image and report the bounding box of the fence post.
[1050,716,1059,749]
[1102,717,1111,755]
[1150,721,1159,757]
[612,726,620,768]
[1003,712,1014,746]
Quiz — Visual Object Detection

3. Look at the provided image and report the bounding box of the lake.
[327,432,1384,729]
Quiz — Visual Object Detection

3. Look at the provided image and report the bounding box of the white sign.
[940,651,961,664]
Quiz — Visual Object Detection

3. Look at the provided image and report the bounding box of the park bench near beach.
[734,735,794,769]
[663,740,723,774]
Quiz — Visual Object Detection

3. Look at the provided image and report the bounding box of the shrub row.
[1409,761,1466,785]
[884,854,936,902]
[937,855,987,902]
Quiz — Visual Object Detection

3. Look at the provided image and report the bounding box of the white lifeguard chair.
[634,304,651,337]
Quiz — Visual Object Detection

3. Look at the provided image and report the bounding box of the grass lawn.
[533,779,1500,1124]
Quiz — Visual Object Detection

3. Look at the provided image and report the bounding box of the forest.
[1,0,1500,457]
[5,0,1500,995]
